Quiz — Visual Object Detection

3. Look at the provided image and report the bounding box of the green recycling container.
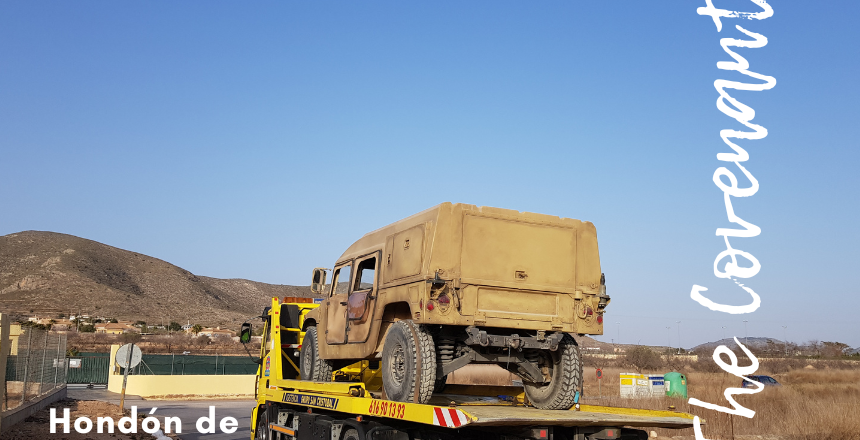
[664,372,688,398]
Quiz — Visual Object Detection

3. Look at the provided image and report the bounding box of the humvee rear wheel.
[522,334,582,410]
[382,320,436,404]
[300,326,333,382]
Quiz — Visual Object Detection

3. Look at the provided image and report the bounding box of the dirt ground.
[0,399,178,440]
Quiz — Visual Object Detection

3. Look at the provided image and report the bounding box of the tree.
[624,346,664,372]
[79,324,96,333]
[109,318,118,324]
[822,341,850,358]
[191,324,203,335]
[134,320,147,326]
[168,321,182,332]
[194,335,211,347]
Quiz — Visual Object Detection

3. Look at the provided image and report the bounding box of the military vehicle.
[301,202,609,409]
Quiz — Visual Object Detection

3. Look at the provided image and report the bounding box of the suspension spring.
[437,338,455,365]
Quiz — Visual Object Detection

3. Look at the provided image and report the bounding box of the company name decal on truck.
[282,393,339,410]
[367,400,406,419]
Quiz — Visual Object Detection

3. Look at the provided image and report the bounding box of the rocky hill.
[0,231,316,328]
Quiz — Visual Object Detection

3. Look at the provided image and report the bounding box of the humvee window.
[332,265,352,296]
[355,257,376,291]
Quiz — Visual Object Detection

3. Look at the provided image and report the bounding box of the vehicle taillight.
[427,302,435,311]
[597,315,603,325]
[437,294,450,305]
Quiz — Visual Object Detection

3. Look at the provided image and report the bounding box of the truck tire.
[522,334,582,410]
[255,406,270,440]
[342,428,360,440]
[382,320,436,404]
[300,326,333,382]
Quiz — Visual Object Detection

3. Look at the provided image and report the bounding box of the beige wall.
[107,345,255,398]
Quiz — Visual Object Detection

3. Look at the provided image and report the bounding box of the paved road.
[68,388,255,440]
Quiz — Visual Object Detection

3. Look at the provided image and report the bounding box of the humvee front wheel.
[382,320,436,404]
[300,326,333,382]
[522,334,582,410]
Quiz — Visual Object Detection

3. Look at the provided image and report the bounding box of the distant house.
[96,323,137,334]
[196,327,236,338]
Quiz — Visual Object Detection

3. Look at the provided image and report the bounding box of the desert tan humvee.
[300,202,609,409]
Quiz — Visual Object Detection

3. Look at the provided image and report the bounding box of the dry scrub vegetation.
[447,361,860,440]
[66,332,258,355]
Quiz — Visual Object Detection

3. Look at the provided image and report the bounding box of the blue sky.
[2,2,858,348]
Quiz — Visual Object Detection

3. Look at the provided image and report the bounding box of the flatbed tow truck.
[242,298,696,440]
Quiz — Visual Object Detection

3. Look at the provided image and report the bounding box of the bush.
[119,332,142,344]
[194,335,211,347]
[624,346,664,372]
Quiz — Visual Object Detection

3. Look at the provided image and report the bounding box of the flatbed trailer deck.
[246,298,696,440]
[252,378,695,440]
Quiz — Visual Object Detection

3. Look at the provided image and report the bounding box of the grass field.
[447,364,860,439]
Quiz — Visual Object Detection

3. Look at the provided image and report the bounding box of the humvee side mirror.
[311,267,329,295]
[240,323,252,344]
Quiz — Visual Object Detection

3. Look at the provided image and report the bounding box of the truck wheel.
[255,406,270,440]
[300,326,333,382]
[522,334,582,410]
[382,320,436,404]
[342,428,360,440]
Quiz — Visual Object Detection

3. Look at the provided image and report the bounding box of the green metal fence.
[63,352,259,384]
[124,354,259,376]
[65,353,110,385]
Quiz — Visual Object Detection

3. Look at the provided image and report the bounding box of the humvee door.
[325,263,351,345]
[347,253,379,343]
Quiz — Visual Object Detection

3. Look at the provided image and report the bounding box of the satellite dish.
[115,343,142,369]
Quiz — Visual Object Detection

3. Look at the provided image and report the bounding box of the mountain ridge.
[0,230,315,328]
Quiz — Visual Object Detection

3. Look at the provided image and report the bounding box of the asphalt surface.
[68,388,255,440]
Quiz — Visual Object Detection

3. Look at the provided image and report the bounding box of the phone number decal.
[368,400,406,419]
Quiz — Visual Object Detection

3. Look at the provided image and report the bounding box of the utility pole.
[743,320,749,346]
[676,321,681,355]
[721,326,726,341]
[782,326,788,357]
[616,322,620,345]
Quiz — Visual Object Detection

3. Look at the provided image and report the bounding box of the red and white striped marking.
[432,407,468,428]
